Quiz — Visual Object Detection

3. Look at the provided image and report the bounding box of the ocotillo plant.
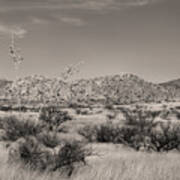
[37,61,84,112]
[9,33,24,71]
[9,33,24,112]
[46,61,84,107]
[59,61,84,106]
[60,61,84,82]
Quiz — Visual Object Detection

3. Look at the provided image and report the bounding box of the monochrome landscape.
[0,0,180,179]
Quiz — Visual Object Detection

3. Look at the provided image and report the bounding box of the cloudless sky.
[0,0,180,83]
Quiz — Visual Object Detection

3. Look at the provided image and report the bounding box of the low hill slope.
[160,79,180,100]
[1,74,176,106]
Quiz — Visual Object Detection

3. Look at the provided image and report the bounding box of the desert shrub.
[79,107,180,152]
[9,136,53,171]
[78,125,98,142]
[120,107,160,126]
[0,129,6,141]
[37,131,60,148]
[95,122,123,143]
[2,116,42,141]
[0,118,4,129]
[104,104,114,110]
[177,113,180,120]
[11,105,28,112]
[9,137,91,176]
[160,109,171,120]
[94,123,145,148]
[114,107,160,150]
[79,122,136,145]
[0,105,12,111]
[75,108,81,115]
[52,141,92,176]
[121,120,180,151]
[68,103,81,109]
[159,107,180,120]
[39,106,72,130]
[150,122,180,152]
[79,108,162,151]
[89,108,180,152]
[75,108,90,115]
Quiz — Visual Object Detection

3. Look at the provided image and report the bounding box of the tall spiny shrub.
[39,106,72,131]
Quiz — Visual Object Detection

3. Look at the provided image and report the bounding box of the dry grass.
[1,103,180,180]
[1,143,180,180]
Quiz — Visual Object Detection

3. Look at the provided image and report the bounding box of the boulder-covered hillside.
[0,79,12,97]
[0,74,179,106]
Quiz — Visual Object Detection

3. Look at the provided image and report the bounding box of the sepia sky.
[0,0,180,83]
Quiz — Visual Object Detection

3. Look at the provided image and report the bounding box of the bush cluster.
[9,137,91,176]
[150,123,180,152]
[0,105,12,112]
[52,141,91,176]
[36,131,60,148]
[79,122,138,146]
[0,106,91,176]
[39,106,72,130]
[1,116,42,141]
[75,108,91,115]
[13,136,51,171]
[80,108,180,152]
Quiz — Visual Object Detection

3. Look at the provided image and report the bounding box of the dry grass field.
[0,102,180,180]
[1,142,180,180]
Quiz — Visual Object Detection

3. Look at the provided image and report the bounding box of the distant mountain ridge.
[160,78,180,89]
[0,74,179,106]
[160,79,180,100]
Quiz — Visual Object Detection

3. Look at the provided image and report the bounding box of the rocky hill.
[0,74,179,107]
[0,79,12,97]
[70,74,173,105]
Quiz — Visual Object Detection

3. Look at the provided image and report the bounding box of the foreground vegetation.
[80,105,180,152]
[1,144,180,180]
[0,103,180,179]
[0,106,92,177]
